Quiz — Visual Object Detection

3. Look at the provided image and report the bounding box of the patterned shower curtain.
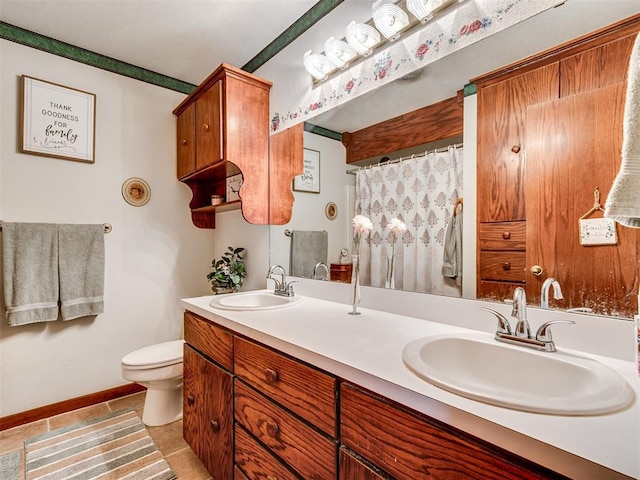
[354,146,463,296]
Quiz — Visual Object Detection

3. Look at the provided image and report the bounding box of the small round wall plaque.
[122,177,151,207]
[325,202,338,220]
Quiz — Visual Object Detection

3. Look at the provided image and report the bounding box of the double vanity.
[181,280,639,479]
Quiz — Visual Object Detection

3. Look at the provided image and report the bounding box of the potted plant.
[207,246,246,294]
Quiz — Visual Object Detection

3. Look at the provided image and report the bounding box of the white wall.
[0,40,225,416]
[269,131,352,273]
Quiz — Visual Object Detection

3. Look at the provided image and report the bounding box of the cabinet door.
[477,63,560,223]
[195,80,223,171]
[183,345,233,479]
[176,102,195,179]
[525,84,637,316]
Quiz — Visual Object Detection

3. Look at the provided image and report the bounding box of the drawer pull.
[266,420,279,437]
[202,123,210,132]
[187,395,195,406]
[264,368,278,384]
[511,144,521,153]
[210,420,220,432]
[502,262,511,271]
[181,139,188,146]
[502,231,511,240]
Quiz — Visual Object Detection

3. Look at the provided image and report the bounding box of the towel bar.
[0,220,112,233]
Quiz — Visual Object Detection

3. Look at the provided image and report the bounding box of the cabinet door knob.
[187,395,195,406]
[264,368,278,384]
[502,262,511,271]
[502,231,511,240]
[511,144,521,153]
[266,419,279,437]
[531,265,544,276]
[202,123,210,132]
[181,139,188,146]
[210,420,220,432]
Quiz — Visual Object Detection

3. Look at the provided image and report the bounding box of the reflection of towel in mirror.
[442,211,463,286]
[2,223,59,326]
[289,230,328,278]
[605,31,640,228]
[59,224,105,321]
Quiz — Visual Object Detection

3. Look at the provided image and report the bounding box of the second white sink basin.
[209,292,303,311]
[402,333,634,415]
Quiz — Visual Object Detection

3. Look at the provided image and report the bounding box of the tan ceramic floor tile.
[107,391,146,416]
[0,419,47,454]
[165,447,211,480]
[48,403,111,431]
[147,419,188,456]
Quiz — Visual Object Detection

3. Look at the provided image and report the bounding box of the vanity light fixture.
[372,0,410,41]
[303,50,338,81]
[407,0,459,23]
[324,37,359,70]
[345,21,381,57]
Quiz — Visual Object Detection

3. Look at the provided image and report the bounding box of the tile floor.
[0,391,211,479]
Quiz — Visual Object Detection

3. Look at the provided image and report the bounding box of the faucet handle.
[481,307,512,335]
[285,280,298,296]
[535,320,575,343]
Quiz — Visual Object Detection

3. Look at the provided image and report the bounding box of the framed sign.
[579,218,618,246]
[293,148,320,193]
[20,75,96,163]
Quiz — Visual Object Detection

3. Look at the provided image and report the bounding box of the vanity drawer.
[234,380,337,480]
[478,221,526,250]
[235,423,298,480]
[340,383,558,480]
[478,251,527,282]
[234,337,337,437]
[184,311,233,371]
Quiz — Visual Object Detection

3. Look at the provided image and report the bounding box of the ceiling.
[2,0,639,134]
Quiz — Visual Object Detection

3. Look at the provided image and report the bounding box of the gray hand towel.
[289,230,328,278]
[2,223,59,326]
[58,224,105,320]
[442,211,463,286]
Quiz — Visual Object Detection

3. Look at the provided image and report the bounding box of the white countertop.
[181,289,640,479]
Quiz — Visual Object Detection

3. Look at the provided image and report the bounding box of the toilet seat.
[122,339,184,370]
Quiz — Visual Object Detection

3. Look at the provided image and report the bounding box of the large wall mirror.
[269,0,640,319]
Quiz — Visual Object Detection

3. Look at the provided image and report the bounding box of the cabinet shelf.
[191,200,241,214]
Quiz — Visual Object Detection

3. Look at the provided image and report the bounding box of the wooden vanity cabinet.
[340,383,564,480]
[340,447,388,480]
[183,313,234,479]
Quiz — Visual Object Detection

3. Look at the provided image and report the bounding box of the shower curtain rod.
[346,142,463,175]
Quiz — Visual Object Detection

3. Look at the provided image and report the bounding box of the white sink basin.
[402,333,634,415]
[209,292,303,311]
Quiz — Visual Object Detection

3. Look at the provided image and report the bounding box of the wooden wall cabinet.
[173,64,303,228]
[475,17,640,314]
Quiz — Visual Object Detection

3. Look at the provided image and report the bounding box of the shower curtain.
[354,146,463,296]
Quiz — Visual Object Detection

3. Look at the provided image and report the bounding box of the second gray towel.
[289,230,328,278]
[58,224,105,321]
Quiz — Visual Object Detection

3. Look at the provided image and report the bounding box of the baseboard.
[0,383,146,431]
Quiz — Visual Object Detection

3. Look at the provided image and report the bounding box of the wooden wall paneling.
[341,95,463,164]
[476,63,560,223]
[269,123,304,225]
[525,84,638,316]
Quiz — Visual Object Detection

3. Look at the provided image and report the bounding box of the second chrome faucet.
[483,287,574,352]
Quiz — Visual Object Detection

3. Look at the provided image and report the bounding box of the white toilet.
[121,339,185,427]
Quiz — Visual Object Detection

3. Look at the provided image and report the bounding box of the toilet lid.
[122,340,184,368]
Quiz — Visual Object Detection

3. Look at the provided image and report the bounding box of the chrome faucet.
[482,287,574,352]
[266,265,296,297]
[313,262,329,281]
[541,277,563,309]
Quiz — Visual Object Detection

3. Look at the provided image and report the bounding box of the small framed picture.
[20,75,96,163]
[293,148,320,194]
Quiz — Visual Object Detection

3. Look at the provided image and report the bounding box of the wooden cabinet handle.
[502,231,511,240]
[511,144,521,153]
[202,123,210,132]
[181,139,187,146]
[502,262,511,271]
[187,395,195,406]
[210,420,220,432]
[264,368,278,384]
[266,419,279,437]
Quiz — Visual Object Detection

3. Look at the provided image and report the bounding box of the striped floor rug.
[25,408,177,480]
